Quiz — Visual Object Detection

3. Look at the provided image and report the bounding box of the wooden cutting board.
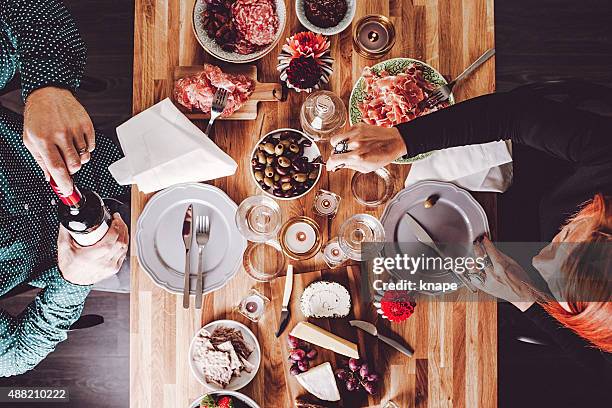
[267,265,413,408]
[172,65,282,120]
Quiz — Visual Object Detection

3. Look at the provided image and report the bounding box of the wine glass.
[338,214,385,261]
[235,196,282,242]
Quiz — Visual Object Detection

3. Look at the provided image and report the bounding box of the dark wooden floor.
[0,1,610,407]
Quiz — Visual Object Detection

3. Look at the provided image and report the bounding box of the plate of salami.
[348,58,454,163]
[193,0,286,63]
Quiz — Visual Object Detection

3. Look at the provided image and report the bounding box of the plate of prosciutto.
[348,58,454,163]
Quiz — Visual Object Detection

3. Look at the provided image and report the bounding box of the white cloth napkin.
[108,98,237,193]
[405,140,514,192]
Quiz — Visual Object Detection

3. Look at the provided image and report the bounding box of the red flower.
[380,291,416,322]
[282,31,330,60]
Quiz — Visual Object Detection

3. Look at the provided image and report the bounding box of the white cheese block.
[290,322,359,359]
[296,362,341,402]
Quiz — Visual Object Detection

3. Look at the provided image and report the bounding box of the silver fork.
[194,215,210,309]
[420,48,496,109]
[204,88,229,137]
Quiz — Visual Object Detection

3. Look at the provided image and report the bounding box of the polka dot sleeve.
[0,267,90,376]
[0,0,86,101]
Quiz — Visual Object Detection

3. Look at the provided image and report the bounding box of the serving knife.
[404,212,478,292]
[182,204,194,309]
[350,320,413,357]
[275,264,294,338]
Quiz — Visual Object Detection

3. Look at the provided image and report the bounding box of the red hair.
[540,194,612,352]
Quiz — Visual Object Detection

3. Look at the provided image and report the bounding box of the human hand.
[23,87,95,194]
[57,213,129,286]
[471,236,535,309]
[326,123,407,173]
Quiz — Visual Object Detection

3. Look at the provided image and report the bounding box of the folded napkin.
[405,141,513,192]
[109,98,237,193]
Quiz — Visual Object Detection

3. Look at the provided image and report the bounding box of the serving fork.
[195,215,210,309]
[204,88,229,138]
[420,48,496,109]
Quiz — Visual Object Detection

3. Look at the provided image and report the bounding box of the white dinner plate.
[189,320,262,392]
[380,181,490,294]
[136,183,246,295]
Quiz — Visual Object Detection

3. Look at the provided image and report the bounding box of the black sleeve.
[396,92,612,166]
[523,303,609,375]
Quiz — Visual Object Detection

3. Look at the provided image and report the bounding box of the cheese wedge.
[296,362,341,402]
[290,322,359,359]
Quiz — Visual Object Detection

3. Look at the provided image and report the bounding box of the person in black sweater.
[326,91,611,389]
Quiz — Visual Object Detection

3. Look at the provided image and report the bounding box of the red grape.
[363,381,378,395]
[346,378,359,391]
[306,349,318,359]
[287,335,300,349]
[359,363,371,378]
[289,349,306,361]
[289,364,301,376]
[335,369,350,381]
[366,373,380,382]
[348,358,361,372]
[297,360,310,372]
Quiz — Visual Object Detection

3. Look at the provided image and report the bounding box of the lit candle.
[284,222,317,254]
[313,189,341,217]
[353,15,396,59]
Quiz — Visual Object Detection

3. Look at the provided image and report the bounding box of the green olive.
[266,156,274,165]
[289,143,300,154]
[256,151,266,164]
[274,173,280,182]
[293,173,307,183]
[278,156,291,168]
[265,166,274,178]
[281,182,293,191]
[254,171,264,182]
[263,142,276,155]
[280,176,292,183]
[274,144,285,156]
[263,177,274,187]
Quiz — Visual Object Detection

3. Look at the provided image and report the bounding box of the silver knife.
[182,204,194,309]
[275,265,294,338]
[404,212,478,292]
[350,320,413,357]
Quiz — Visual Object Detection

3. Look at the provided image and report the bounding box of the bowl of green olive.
[250,128,322,200]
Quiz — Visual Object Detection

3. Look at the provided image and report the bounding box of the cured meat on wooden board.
[173,64,282,120]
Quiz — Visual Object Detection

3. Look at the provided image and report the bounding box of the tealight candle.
[236,289,270,322]
[322,237,347,268]
[353,15,396,59]
[285,222,316,254]
[313,189,341,218]
[279,216,322,261]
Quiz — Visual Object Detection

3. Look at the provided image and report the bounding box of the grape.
[366,373,380,382]
[306,349,318,360]
[289,349,306,361]
[287,335,300,349]
[363,381,378,395]
[346,377,359,391]
[297,360,310,372]
[359,363,371,379]
[289,364,301,376]
[335,368,350,381]
[348,358,361,372]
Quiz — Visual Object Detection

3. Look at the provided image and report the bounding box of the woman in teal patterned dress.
[0,0,129,376]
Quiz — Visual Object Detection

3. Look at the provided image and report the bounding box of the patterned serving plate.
[192,0,286,64]
[348,57,454,163]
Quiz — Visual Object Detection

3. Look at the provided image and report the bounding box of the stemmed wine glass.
[338,214,385,261]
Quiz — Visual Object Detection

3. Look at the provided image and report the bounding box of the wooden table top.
[130,0,497,407]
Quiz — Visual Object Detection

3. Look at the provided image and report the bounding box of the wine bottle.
[50,178,112,247]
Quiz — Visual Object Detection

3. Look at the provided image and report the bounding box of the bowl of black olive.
[296,0,356,36]
[250,129,322,200]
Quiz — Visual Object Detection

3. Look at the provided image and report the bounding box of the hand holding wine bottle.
[57,213,129,286]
